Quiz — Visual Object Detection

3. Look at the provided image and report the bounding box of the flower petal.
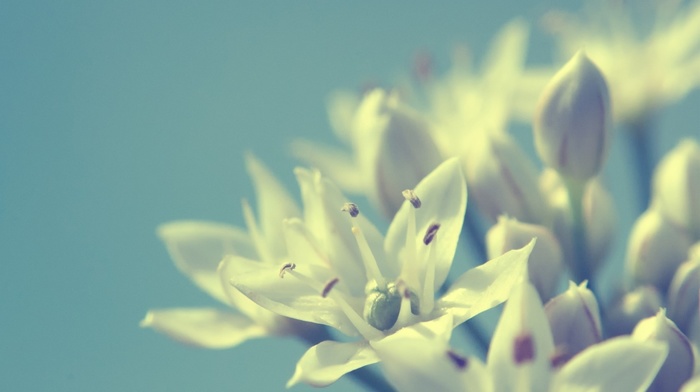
[290,139,364,193]
[372,329,492,392]
[224,255,360,336]
[487,281,554,392]
[244,154,301,260]
[140,308,267,349]
[157,221,254,303]
[286,340,380,388]
[438,239,534,325]
[551,336,668,392]
[386,157,467,291]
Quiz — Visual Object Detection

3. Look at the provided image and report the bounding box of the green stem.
[564,179,594,290]
[298,326,394,392]
[625,120,656,213]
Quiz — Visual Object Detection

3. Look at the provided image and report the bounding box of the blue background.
[1,1,697,391]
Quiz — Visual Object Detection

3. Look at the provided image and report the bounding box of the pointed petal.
[244,154,300,259]
[487,281,554,392]
[224,255,360,336]
[386,157,467,291]
[551,337,668,392]
[140,308,267,349]
[158,221,254,303]
[290,140,364,193]
[438,239,534,325]
[287,340,380,388]
[483,18,529,80]
[372,329,492,392]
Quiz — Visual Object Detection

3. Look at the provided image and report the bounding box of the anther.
[446,350,469,370]
[279,263,296,278]
[423,223,440,245]
[513,333,535,365]
[341,203,360,217]
[322,277,340,298]
[402,189,421,208]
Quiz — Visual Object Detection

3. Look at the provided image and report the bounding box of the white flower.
[373,282,668,392]
[141,155,320,348]
[223,158,534,387]
[543,0,700,123]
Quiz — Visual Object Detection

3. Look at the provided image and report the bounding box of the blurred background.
[1,1,697,391]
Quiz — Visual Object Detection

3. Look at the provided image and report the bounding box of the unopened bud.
[544,281,602,363]
[354,89,443,217]
[606,286,663,336]
[626,208,692,292]
[534,51,611,182]
[486,216,563,301]
[540,169,616,272]
[667,251,700,333]
[652,139,700,238]
[465,131,548,223]
[633,310,694,392]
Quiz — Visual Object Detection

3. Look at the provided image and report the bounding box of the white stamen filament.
[242,199,274,263]
[283,265,381,340]
[394,288,415,330]
[351,226,387,289]
[403,199,420,291]
[421,237,436,316]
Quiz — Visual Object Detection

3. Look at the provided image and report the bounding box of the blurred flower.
[633,309,695,392]
[626,208,692,291]
[543,0,700,124]
[534,51,611,183]
[373,282,668,392]
[544,281,602,362]
[486,216,563,301]
[652,138,700,238]
[606,286,663,336]
[141,155,322,348]
[667,249,700,333]
[223,158,534,387]
[465,131,548,224]
[292,88,443,218]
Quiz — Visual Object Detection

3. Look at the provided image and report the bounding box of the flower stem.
[564,179,595,292]
[624,119,655,213]
[298,326,394,392]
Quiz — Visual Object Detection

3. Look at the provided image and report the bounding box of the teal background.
[2,1,697,391]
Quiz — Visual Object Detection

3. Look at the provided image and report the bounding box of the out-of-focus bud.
[544,281,602,363]
[606,286,663,336]
[354,89,444,217]
[667,250,700,333]
[533,51,611,182]
[633,310,694,392]
[540,169,616,272]
[652,139,700,238]
[486,216,563,301]
[626,208,692,292]
[465,131,548,224]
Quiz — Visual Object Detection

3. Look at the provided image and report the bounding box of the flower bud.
[606,286,662,336]
[465,131,548,224]
[540,169,616,272]
[667,251,700,333]
[486,216,563,301]
[626,208,692,291]
[633,310,694,392]
[534,51,611,182]
[544,281,602,363]
[354,89,443,217]
[652,139,700,238]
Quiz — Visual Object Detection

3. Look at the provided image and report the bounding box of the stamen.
[283,266,381,341]
[446,350,469,370]
[513,332,536,365]
[403,194,419,291]
[341,202,360,217]
[402,189,421,208]
[421,233,437,315]
[279,262,296,278]
[322,277,340,298]
[352,226,386,289]
[423,223,440,245]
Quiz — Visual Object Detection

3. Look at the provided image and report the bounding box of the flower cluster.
[143,2,700,391]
